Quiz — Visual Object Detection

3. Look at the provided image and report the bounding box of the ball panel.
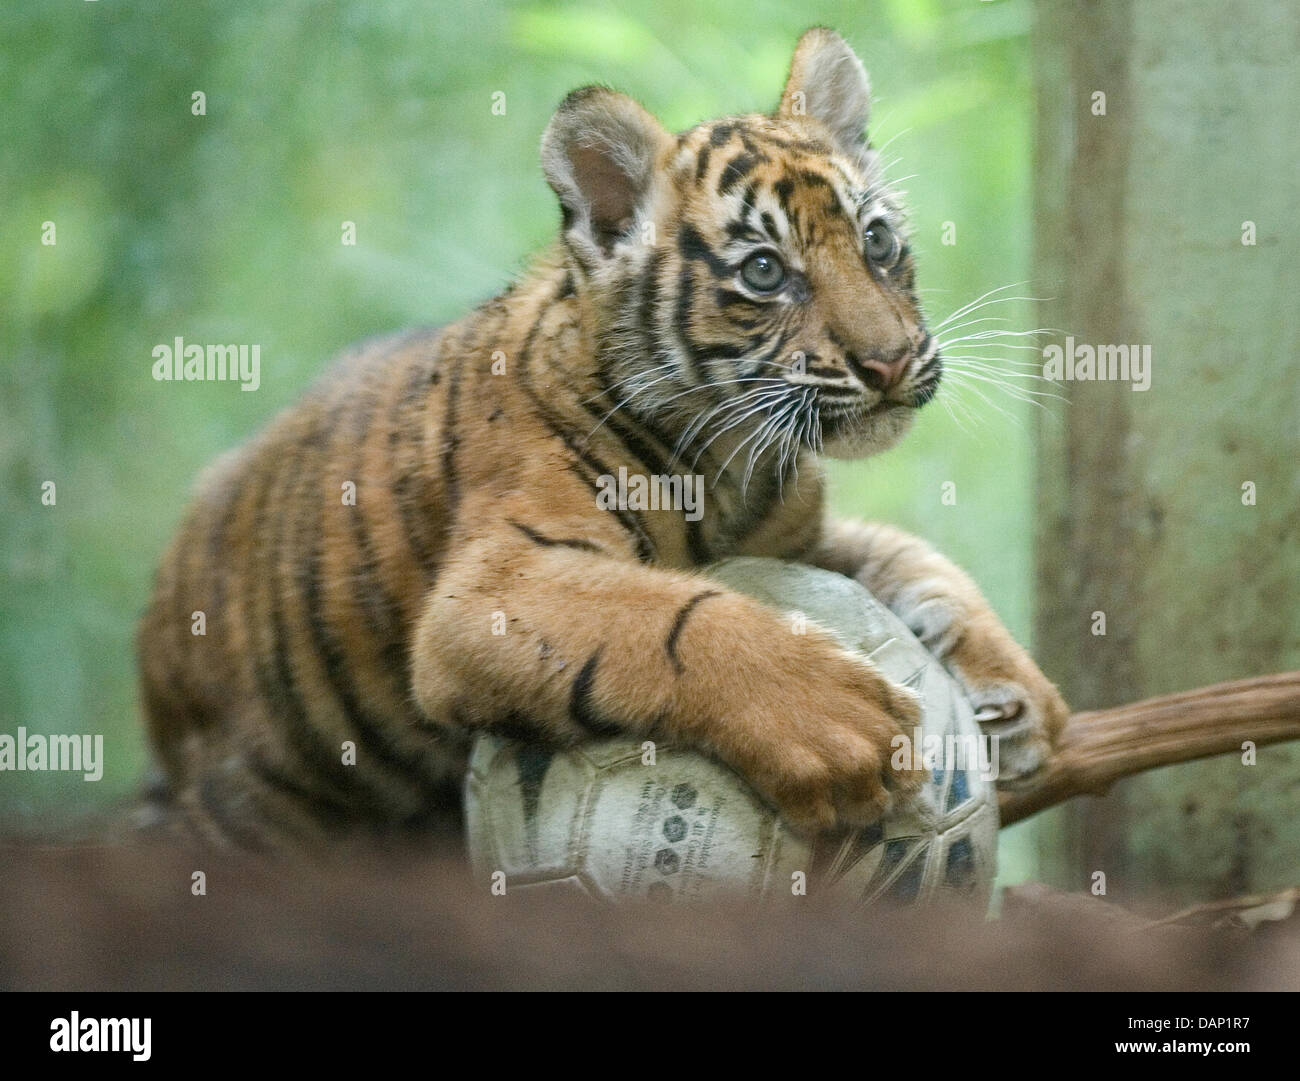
[574,743,806,903]
[466,739,596,883]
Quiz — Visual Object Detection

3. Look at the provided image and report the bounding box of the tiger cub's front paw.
[710,637,927,835]
[947,622,1068,785]
[893,594,1067,784]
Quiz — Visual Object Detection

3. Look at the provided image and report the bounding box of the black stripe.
[825,327,850,353]
[247,432,363,816]
[738,181,759,222]
[518,284,561,371]
[282,462,404,816]
[714,287,757,310]
[702,362,792,554]
[566,462,656,563]
[637,247,665,351]
[664,590,721,674]
[686,336,765,363]
[348,382,416,686]
[235,469,304,773]
[677,223,733,278]
[570,650,622,736]
[717,149,767,195]
[389,345,443,573]
[752,132,824,154]
[673,263,711,387]
[708,123,735,146]
[755,326,793,370]
[509,519,604,553]
[298,415,443,808]
[488,713,561,748]
[246,752,352,822]
[772,176,794,210]
[912,370,941,406]
[694,143,712,182]
[203,476,240,611]
[724,218,767,244]
[439,353,466,525]
[796,168,835,192]
[201,472,242,685]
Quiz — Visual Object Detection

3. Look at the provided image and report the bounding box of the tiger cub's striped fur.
[138,29,1067,848]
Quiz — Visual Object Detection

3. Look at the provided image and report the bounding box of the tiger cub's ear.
[541,86,672,264]
[777,27,872,158]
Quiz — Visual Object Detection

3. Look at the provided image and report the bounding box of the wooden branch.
[1139,886,1300,931]
[998,671,1300,826]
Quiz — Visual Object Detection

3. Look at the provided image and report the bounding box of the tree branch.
[998,671,1300,826]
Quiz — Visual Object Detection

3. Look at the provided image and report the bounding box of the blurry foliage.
[0,0,1038,878]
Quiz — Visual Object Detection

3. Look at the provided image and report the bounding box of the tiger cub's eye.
[864,219,900,265]
[740,251,787,293]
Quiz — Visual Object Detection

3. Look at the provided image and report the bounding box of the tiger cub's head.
[541,27,939,464]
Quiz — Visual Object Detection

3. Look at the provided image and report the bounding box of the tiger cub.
[138,28,1067,849]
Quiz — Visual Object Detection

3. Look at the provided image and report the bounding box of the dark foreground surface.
[3,842,1298,992]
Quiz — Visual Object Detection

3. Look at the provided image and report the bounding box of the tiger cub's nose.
[844,348,909,393]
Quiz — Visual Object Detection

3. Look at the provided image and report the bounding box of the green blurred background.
[0,0,1042,876]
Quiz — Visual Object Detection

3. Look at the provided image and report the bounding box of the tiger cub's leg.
[409,537,926,833]
[811,519,1068,781]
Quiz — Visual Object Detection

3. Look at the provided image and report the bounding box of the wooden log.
[998,671,1300,826]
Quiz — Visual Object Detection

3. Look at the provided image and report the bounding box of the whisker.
[940,326,1064,343]
[941,356,1062,384]
[872,126,912,159]
[944,367,1067,404]
[714,395,794,482]
[940,372,1028,427]
[744,392,805,497]
[937,340,1053,356]
[933,283,1056,331]
[933,282,1031,327]
[938,391,976,435]
[686,388,790,470]
[583,369,689,438]
[669,382,789,468]
[580,362,680,405]
[943,368,1060,414]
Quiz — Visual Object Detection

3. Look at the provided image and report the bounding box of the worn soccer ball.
[464,558,999,908]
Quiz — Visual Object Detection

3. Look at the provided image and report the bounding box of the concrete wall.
[1033,0,1300,905]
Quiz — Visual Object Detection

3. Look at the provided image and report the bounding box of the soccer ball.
[464,558,999,908]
